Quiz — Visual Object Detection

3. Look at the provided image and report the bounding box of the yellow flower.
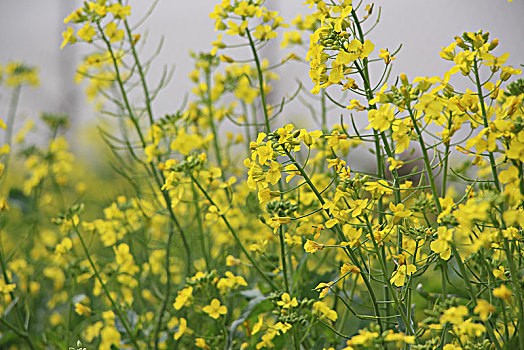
[226,20,248,36]
[390,264,416,287]
[174,318,188,340]
[74,302,91,316]
[253,24,277,40]
[392,121,411,154]
[474,299,494,321]
[379,49,395,64]
[337,39,375,65]
[108,3,131,19]
[384,330,415,345]
[277,293,298,309]
[430,226,453,260]
[387,157,404,171]
[313,301,338,322]
[347,99,366,111]
[195,338,210,349]
[389,202,413,225]
[273,321,292,333]
[226,255,241,266]
[203,298,227,319]
[84,321,103,342]
[347,329,379,346]
[173,286,193,310]
[493,285,512,302]
[88,2,107,16]
[252,315,264,335]
[267,216,291,233]
[0,279,16,294]
[340,263,361,276]
[77,22,96,43]
[364,180,393,197]
[493,266,507,280]
[304,239,324,253]
[440,305,468,325]
[314,281,333,298]
[100,326,121,349]
[104,22,125,43]
[60,27,77,49]
[367,104,395,132]
[348,198,368,217]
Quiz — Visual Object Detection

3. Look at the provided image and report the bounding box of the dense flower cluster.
[0,0,523,349]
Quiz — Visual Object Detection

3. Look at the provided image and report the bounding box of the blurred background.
[0,0,523,140]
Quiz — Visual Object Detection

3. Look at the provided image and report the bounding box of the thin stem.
[204,69,223,169]
[246,28,271,134]
[99,21,192,276]
[278,225,290,293]
[1,85,21,190]
[472,58,500,192]
[153,221,174,350]
[189,173,278,291]
[504,237,524,350]
[74,223,140,349]
[282,146,383,331]
[406,103,442,213]
[122,13,155,127]
[191,182,210,270]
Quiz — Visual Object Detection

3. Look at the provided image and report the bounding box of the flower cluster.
[0,1,523,349]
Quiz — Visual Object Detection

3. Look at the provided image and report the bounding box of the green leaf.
[226,289,267,350]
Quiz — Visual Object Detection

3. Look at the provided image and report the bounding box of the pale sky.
[0,0,523,136]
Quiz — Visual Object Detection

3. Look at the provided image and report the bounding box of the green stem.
[320,89,327,134]
[241,102,252,157]
[122,13,155,127]
[74,223,140,349]
[246,28,271,134]
[441,112,453,195]
[472,58,500,192]
[362,216,414,335]
[473,58,523,348]
[99,22,192,277]
[278,225,290,293]
[281,146,383,331]
[0,317,35,349]
[450,245,502,350]
[191,182,210,270]
[503,237,524,350]
[189,173,278,290]
[153,221,174,350]
[204,69,223,169]
[406,103,442,213]
[97,21,147,148]
[1,85,21,190]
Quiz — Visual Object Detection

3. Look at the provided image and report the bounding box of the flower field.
[0,0,523,349]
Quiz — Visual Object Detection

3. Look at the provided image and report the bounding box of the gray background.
[0,0,523,138]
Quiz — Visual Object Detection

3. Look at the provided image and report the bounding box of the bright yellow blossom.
[203,298,228,319]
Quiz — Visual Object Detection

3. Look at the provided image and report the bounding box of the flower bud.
[490,87,499,99]
[489,38,499,51]
[400,73,409,86]
[500,70,511,82]
[303,133,313,146]
[220,55,234,63]
[455,36,468,50]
